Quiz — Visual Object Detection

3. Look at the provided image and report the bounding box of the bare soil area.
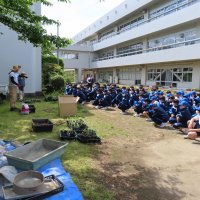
[86,104,200,200]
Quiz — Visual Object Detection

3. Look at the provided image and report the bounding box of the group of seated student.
[65,82,200,139]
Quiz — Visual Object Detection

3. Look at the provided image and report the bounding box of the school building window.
[99,30,115,41]
[117,42,143,56]
[99,50,114,60]
[97,71,113,82]
[147,67,193,84]
[119,68,142,84]
[148,29,198,50]
[60,53,79,59]
[117,15,144,32]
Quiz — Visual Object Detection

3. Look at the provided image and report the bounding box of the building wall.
[0,4,41,94]
[92,1,200,51]
[62,51,91,69]
[62,0,200,89]
[95,61,200,89]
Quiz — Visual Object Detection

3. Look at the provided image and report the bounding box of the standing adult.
[18,72,28,101]
[8,65,20,111]
[86,75,94,90]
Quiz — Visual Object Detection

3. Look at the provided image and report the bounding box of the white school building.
[61,0,200,89]
[0,3,41,94]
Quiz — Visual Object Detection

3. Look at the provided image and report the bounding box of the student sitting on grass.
[169,99,180,124]
[111,88,122,107]
[118,91,130,115]
[133,95,144,117]
[92,89,103,106]
[75,86,87,105]
[96,90,112,110]
[173,101,192,129]
[87,82,100,101]
[148,103,169,128]
[184,107,200,139]
[65,83,73,95]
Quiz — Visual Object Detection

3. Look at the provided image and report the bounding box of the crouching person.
[76,87,87,105]
[173,101,191,129]
[97,90,112,110]
[184,107,200,139]
[168,99,179,124]
[118,92,130,115]
[149,103,169,128]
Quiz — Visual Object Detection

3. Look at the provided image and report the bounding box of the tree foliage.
[0,0,72,47]
[42,55,64,68]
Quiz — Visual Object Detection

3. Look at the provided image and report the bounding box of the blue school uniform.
[151,106,169,125]
[92,93,104,106]
[99,94,112,107]
[173,107,191,128]
[134,98,144,114]
[129,92,138,107]
[168,106,179,124]
[111,92,122,106]
[76,90,87,103]
[72,88,77,96]
[65,86,73,95]
[118,94,130,112]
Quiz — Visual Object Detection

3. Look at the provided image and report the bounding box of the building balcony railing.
[91,0,198,45]
[92,37,200,62]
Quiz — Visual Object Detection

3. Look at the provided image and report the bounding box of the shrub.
[64,70,75,83]
[42,63,64,86]
[50,75,65,91]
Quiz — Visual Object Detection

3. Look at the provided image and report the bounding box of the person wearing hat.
[18,72,28,101]
[185,107,200,139]
[173,101,191,129]
[8,65,20,111]
[148,103,169,128]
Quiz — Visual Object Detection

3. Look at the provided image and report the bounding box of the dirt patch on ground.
[86,104,200,200]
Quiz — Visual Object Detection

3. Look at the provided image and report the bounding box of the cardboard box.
[58,96,77,117]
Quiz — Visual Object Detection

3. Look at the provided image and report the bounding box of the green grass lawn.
[0,100,115,200]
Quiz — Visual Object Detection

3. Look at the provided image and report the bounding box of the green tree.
[0,0,71,47]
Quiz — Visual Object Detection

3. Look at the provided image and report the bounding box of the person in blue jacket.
[111,88,122,107]
[97,90,112,110]
[129,88,138,108]
[168,99,180,124]
[87,82,100,101]
[118,91,130,115]
[149,103,169,128]
[18,72,28,101]
[133,95,144,117]
[194,96,200,107]
[75,87,87,104]
[173,101,192,129]
[92,89,103,106]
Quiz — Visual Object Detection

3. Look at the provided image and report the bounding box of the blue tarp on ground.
[39,158,83,200]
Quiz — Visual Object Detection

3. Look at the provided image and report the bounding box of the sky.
[42,0,125,39]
